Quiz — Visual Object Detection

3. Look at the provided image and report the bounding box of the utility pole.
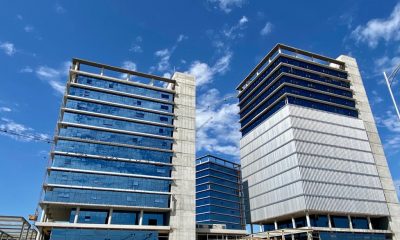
[383,63,400,121]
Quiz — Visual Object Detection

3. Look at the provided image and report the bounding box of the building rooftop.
[196,154,240,170]
[236,44,346,92]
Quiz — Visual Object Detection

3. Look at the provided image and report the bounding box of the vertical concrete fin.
[338,55,400,239]
[169,72,196,240]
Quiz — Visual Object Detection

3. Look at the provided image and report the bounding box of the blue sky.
[1,0,400,218]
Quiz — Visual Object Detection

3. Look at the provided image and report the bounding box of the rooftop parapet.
[236,44,346,93]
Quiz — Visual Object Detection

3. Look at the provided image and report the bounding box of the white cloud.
[122,61,137,71]
[155,48,171,72]
[374,55,400,84]
[186,51,233,87]
[55,3,66,14]
[0,107,11,112]
[0,118,50,142]
[375,110,400,151]
[352,3,400,48]
[371,90,384,105]
[129,44,142,53]
[35,62,70,95]
[209,0,245,13]
[177,34,188,42]
[20,66,33,73]
[163,72,172,79]
[24,25,34,33]
[129,36,143,53]
[196,89,240,157]
[0,42,16,56]
[120,61,137,79]
[260,22,273,36]
[239,16,248,25]
[223,16,249,40]
[187,62,214,86]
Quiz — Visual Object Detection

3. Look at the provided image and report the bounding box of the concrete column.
[292,217,296,229]
[274,221,278,230]
[108,208,113,224]
[328,215,332,229]
[306,213,311,227]
[74,207,80,223]
[367,217,373,230]
[348,215,353,230]
[39,207,46,222]
[139,210,144,225]
[169,72,196,240]
[337,55,400,239]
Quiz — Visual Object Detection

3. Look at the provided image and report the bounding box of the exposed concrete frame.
[72,58,175,85]
[0,216,38,240]
[237,44,346,91]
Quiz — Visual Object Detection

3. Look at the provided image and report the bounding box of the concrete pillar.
[108,208,113,224]
[73,207,80,223]
[169,72,196,240]
[274,221,278,230]
[292,217,296,229]
[368,217,373,230]
[139,210,144,225]
[306,213,311,227]
[328,214,332,229]
[39,207,46,222]
[337,55,400,239]
[348,215,353,230]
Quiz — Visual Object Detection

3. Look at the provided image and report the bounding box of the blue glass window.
[50,228,158,240]
[44,187,170,208]
[76,75,173,102]
[351,217,369,229]
[48,170,171,192]
[309,215,329,227]
[52,155,172,177]
[331,215,349,228]
[69,209,108,224]
[142,213,167,226]
[111,211,138,225]
[65,99,173,124]
[69,87,173,113]
[58,126,172,150]
[62,112,173,137]
[55,139,173,163]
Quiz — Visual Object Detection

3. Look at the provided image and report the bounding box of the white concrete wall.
[338,55,400,239]
[241,104,390,223]
[241,106,306,223]
[289,105,389,216]
[169,72,196,240]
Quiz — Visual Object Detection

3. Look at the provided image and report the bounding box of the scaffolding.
[0,216,38,240]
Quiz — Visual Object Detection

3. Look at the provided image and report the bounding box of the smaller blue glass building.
[196,155,245,230]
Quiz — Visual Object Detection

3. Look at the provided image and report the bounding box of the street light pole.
[383,71,400,121]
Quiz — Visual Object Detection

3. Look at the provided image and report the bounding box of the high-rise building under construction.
[237,44,400,239]
[34,59,196,240]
